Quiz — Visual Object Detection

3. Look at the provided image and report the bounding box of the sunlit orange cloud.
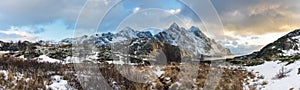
[209,0,300,55]
[218,0,300,36]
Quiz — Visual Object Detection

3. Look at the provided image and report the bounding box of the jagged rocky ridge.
[62,23,231,60]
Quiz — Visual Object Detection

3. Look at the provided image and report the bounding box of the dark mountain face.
[235,29,300,60]
[153,23,231,57]
[136,31,153,38]
[124,38,190,63]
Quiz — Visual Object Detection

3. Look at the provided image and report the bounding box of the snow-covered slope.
[245,60,300,90]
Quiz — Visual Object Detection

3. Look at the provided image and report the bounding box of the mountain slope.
[155,23,230,57]
[235,29,300,60]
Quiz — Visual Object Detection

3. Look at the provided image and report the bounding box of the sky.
[0,0,299,56]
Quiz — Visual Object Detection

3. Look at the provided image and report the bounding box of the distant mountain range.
[2,23,300,63]
[61,23,231,58]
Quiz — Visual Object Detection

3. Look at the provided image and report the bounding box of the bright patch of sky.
[6,20,74,41]
[36,20,74,41]
[97,0,201,33]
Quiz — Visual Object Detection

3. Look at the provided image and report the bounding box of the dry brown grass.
[0,55,258,90]
[69,62,256,90]
[0,55,81,90]
[163,63,250,90]
[97,62,252,90]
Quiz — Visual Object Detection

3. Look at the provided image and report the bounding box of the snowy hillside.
[155,23,230,57]
[245,60,300,90]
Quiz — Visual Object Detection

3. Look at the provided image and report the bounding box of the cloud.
[75,0,123,35]
[0,0,118,37]
[226,44,264,56]
[10,26,46,34]
[133,7,140,13]
[116,9,184,31]
[0,30,37,41]
[219,39,264,56]
[103,0,109,5]
[168,9,181,15]
[30,28,45,34]
[209,0,300,55]
[219,32,288,55]
[212,0,300,36]
[0,0,86,29]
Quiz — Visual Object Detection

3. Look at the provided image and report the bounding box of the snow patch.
[153,67,164,77]
[106,60,126,65]
[282,49,300,56]
[38,55,62,63]
[0,51,10,54]
[0,70,8,80]
[46,75,70,90]
[64,56,81,64]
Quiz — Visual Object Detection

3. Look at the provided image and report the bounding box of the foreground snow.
[0,51,10,54]
[46,75,71,90]
[0,70,8,80]
[245,60,300,90]
[153,67,164,77]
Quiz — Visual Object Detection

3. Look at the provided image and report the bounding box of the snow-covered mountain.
[62,23,231,58]
[154,23,230,57]
[262,29,300,57]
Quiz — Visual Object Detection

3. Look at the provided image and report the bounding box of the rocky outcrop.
[127,38,191,62]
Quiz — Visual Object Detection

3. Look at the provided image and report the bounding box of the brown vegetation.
[0,54,256,90]
[0,55,81,90]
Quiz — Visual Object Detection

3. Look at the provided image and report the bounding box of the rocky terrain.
[0,24,300,90]
[0,23,238,90]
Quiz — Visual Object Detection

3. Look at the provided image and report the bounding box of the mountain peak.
[169,23,180,29]
[120,27,135,32]
[189,26,200,32]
